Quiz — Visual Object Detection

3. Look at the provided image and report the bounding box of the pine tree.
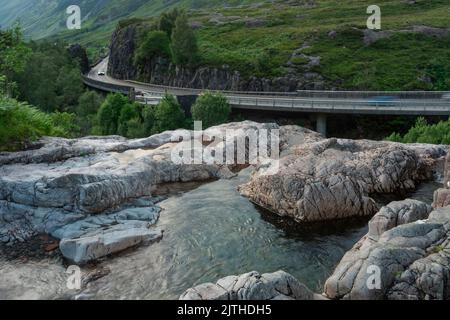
[170,12,198,66]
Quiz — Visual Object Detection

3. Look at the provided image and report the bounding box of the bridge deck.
[84,59,450,117]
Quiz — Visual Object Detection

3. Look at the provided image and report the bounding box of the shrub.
[125,117,147,138]
[50,112,80,138]
[0,96,71,151]
[191,92,231,128]
[386,117,450,145]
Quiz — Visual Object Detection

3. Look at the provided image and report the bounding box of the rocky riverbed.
[0,121,448,300]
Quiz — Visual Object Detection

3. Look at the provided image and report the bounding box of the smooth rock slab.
[51,206,161,240]
[59,225,163,265]
[180,271,314,300]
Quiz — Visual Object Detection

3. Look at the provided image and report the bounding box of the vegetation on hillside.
[7,1,448,91]
[170,11,199,66]
[134,30,172,66]
[0,25,103,149]
[386,117,450,145]
[125,1,450,90]
[0,95,77,151]
[134,8,199,69]
[2,2,450,151]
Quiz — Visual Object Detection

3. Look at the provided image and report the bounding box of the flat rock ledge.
[324,198,450,300]
[179,270,318,300]
[239,130,446,222]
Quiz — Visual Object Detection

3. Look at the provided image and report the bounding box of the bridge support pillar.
[316,113,327,137]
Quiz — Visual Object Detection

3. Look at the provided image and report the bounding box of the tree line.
[95,91,231,138]
[0,22,231,151]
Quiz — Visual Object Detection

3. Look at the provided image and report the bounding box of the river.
[70,168,439,300]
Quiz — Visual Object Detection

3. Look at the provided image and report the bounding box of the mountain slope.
[2,0,449,91]
[0,0,259,39]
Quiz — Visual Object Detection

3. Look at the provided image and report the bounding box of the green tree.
[154,94,186,132]
[134,31,172,67]
[118,102,140,137]
[77,90,104,118]
[97,93,130,135]
[158,8,181,37]
[0,24,32,96]
[191,92,231,128]
[76,90,104,135]
[142,105,156,136]
[170,12,199,66]
[15,41,85,113]
[55,66,84,111]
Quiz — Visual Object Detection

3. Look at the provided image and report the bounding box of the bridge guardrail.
[227,96,450,112]
[84,75,450,115]
[294,90,449,99]
[126,79,448,99]
[83,76,133,95]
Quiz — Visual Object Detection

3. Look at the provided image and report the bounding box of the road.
[85,58,450,117]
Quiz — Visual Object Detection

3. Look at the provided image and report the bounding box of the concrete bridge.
[84,59,450,136]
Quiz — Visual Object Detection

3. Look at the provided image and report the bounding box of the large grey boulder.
[239,137,446,223]
[324,202,450,300]
[179,271,314,300]
[54,205,162,264]
[59,225,163,265]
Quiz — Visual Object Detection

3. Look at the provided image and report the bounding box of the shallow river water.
[72,169,439,300]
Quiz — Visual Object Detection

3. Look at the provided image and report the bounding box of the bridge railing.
[83,75,450,114]
[82,76,133,95]
[293,90,449,99]
[125,79,448,99]
[227,96,450,112]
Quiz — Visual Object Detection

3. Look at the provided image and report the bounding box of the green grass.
[309,31,450,90]
[43,0,450,89]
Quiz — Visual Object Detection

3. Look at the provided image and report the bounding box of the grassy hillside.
[109,0,450,90]
[3,0,450,90]
[1,0,260,57]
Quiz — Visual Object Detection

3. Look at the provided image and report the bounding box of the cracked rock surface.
[239,131,446,222]
[324,199,450,300]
